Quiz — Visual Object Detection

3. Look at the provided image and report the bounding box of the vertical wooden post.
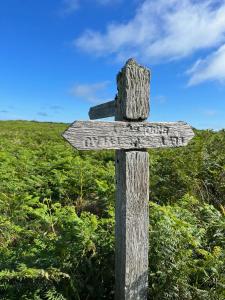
[115,59,150,299]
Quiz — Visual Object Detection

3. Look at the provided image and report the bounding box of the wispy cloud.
[202,109,218,116]
[187,44,225,86]
[154,95,167,104]
[60,0,79,15]
[97,0,122,5]
[60,0,119,15]
[70,81,111,103]
[49,105,63,111]
[37,112,49,117]
[0,110,9,113]
[75,0,225,85]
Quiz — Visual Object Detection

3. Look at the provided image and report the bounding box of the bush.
[0,121,224,299]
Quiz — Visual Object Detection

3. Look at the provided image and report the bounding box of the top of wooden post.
[116,58,150,121]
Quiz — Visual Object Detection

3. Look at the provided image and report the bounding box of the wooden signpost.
[63,59,194,300]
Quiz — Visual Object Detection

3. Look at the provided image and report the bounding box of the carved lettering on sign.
[159,136,186,146]
[171,136,185,146]
[84,137,95,148]
[131,137,141,148]
[84,136,121,148]
[144,125,170,135]
[128,124,141,132]
[83,135,187,149]
[63,121,194,150]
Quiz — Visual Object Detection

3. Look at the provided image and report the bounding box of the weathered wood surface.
[62,120,194,150]
[115,151,149,300]
[89,100,115,120]
[116,58,150,121]
[115,58,150,300]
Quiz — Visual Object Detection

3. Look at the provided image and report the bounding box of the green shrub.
[0,121,224,299]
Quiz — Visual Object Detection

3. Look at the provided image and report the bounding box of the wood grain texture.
[89,100,115,120]
[62,121,194,150]
[115,58,150,300]
[116,59,150,121]
[115,151,149,300]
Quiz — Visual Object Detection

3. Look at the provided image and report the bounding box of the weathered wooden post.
[115,59,150,299]
[62,58,194,300]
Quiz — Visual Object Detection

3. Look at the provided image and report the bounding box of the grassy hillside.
[0,120,224,299]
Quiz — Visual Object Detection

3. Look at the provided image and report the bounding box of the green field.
[0,120,224,299]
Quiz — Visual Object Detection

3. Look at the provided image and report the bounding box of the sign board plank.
[89,100,115,120]
[62,121,194,150]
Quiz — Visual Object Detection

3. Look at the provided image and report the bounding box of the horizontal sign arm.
[89,100,115,120]
[63,121,194,150]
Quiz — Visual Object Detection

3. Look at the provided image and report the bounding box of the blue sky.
[1,0,225,129]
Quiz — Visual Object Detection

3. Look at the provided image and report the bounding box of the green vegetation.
[0,120,224,299]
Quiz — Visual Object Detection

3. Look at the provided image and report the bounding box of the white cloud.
[61,0,79,15]
[187,44,225,85]
[70,81,111,103]
[37,112,49,117]
[75,0,225,84]
[154,95,167,104]
[75,0,225,60]
[97,0,121,5]
[202,109,218,116]
[60,0,119,15]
